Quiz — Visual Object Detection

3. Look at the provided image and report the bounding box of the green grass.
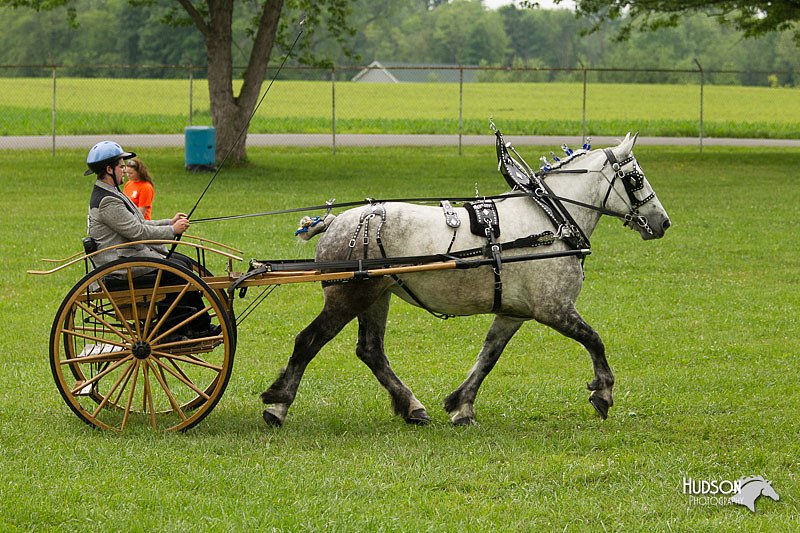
[2,77,800,137]
[1,145,799,530]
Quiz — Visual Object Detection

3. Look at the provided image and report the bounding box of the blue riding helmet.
[84,141,136,176]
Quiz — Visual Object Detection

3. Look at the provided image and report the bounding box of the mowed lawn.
[1,144,798,530]
[2,77,800,138]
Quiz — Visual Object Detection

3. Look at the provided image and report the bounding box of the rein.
[192,135,656,238]
[190,193,535,223]
[191,165,651,232]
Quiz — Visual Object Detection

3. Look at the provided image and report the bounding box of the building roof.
[351,61,480,83]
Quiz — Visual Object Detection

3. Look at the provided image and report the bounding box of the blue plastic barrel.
[184,126,216,170]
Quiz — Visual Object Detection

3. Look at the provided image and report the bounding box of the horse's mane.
[540,148,592,173]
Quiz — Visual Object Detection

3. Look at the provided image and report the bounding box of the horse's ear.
[613,132,636,159]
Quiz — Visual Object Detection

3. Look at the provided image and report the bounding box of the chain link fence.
[2,63,798,153]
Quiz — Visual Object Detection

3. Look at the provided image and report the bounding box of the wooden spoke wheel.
[50,258,235,432]
[183,256,236,349]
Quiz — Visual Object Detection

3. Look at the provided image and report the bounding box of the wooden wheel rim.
[50,258,235,432]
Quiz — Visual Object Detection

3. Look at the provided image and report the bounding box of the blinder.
[601,148,656,234]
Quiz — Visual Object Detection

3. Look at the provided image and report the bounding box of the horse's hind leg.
[260,281,387,426]
[538,304,614,419]
[444,315,524,425]
[260,308,352,427]
[356,293,429,425]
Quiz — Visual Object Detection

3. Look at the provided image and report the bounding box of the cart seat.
[83,238,161,291]
[101,271,160,291]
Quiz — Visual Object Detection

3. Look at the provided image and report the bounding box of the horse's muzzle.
[648,217,672,239]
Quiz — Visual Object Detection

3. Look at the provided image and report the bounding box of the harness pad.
[465,200,500,239]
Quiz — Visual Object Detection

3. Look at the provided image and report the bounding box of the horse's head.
[601,133,671,240]
[759,479,780,502]
[731,476,780,512]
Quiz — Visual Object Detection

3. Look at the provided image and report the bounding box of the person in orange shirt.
[123,157,156,220]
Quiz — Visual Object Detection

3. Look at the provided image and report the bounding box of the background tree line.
[1,0,798,86]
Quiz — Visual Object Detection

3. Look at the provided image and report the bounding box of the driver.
[84,141,215,339]
[84,141,189,265]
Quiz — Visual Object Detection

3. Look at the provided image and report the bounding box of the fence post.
[188,62,194,126]
[578,59,587,145]
[51,65,57,156]
[331,66,337,155]
[694,58,704,153]
[458,66,464,156]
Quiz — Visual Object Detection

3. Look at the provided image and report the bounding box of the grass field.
[2,77,800,138]
[1,144,799,530]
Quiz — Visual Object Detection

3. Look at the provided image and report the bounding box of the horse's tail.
[295,214,336,241]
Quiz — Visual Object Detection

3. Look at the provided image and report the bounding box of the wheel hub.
[131,340,151,359]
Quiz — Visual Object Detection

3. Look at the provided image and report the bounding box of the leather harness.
[239,129,656,321]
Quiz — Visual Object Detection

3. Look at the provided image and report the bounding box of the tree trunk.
[196,0,284,164]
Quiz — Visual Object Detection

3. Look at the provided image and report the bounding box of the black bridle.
[599,148,656,235]
[494,126,659,248]
[526,148,657,238]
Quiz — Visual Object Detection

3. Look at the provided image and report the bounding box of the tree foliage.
[2,0,798,84]
[2,0,799,159]
[567,1,800,43]
[0,0,355,163]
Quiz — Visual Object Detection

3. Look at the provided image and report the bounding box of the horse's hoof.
[406,408,431,425]
[451,416,475,426]
[262,409,284,427]
[589,395,610,420]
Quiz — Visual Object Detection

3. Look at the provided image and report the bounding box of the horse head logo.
[730,476,780,512]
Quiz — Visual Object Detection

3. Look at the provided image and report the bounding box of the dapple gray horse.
[261,134,671,426]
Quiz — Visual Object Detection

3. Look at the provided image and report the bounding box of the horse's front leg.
[444,315,524,425]
[356,292,429,425]
[538,304,614,419]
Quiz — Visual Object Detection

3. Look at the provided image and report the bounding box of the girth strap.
[464,200,503,312]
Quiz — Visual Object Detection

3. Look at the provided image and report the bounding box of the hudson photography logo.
[683,475,780,512]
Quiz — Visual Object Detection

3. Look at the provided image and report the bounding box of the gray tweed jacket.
[87,180,175,268]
